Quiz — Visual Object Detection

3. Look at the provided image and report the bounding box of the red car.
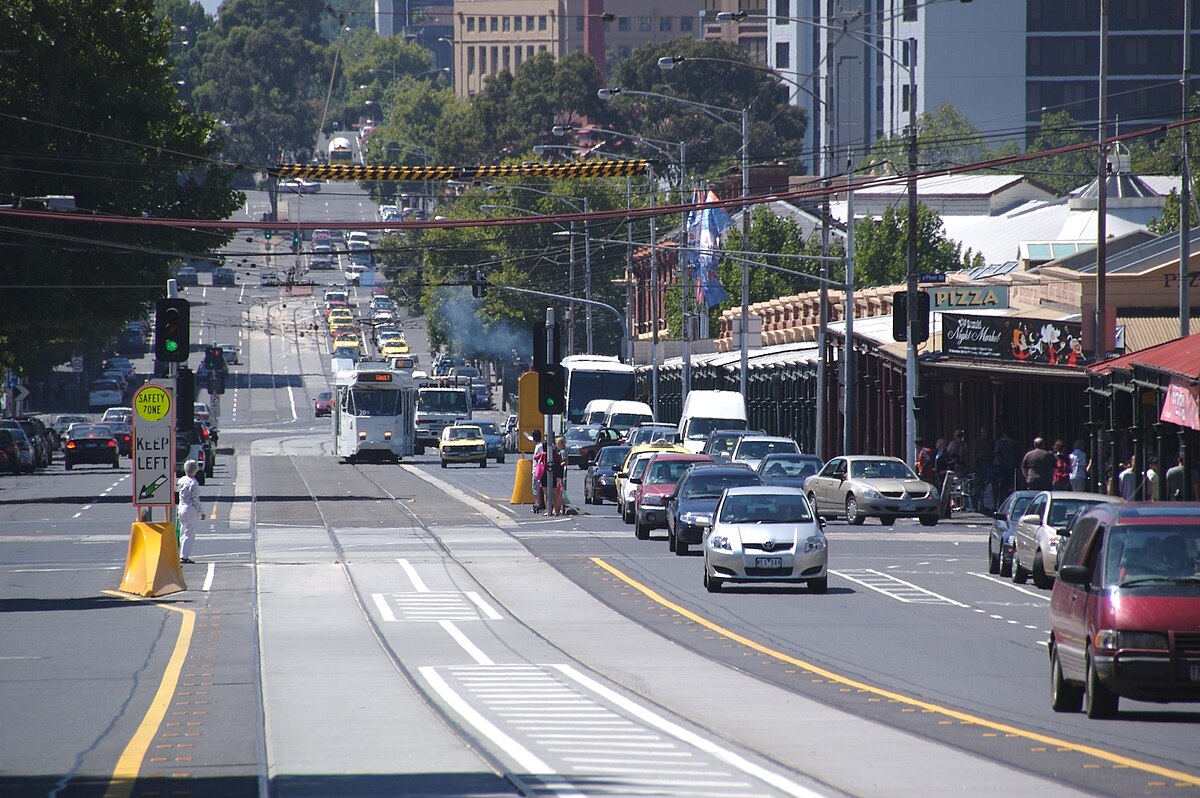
[1050,502,1200,718]
[314,391,334,417]
[632,453,713,540]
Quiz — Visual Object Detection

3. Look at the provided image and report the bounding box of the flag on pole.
[695,190,731,308]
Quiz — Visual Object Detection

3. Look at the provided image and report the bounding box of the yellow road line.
[100,590,197,798]
[590,556,1200,786]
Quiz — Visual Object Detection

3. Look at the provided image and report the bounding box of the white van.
[582,399,614,426]
[676,390,747,453]
[602,400,654,433]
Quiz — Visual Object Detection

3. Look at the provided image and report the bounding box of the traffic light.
[291,231,301,253]
[892,290,931,343]
[264,230,272,241]
[538,364,565,415]
[471,268,487,298]
[203,346,227,375]
[177,368,195,430]
[154,298,190,362]
[207,371,226,396]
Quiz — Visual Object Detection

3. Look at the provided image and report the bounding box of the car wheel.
[703,562,722,593]
[879,515,895,526]
[667,526,676,551]
[988,540,1001,574]
[1085,655,1119,719]
[675,538,688,556]
[112,457,120,469]
[1032,550,1054,589]
[845,495,865,526]
[807,492,821,519]
[808,576,828,594]
[622,503,634,525]
[584,486,593,505]
[415,444,425,456]
[1012,552,1029,584]
[196,471,206,486]
[65,461,72,471]
[1051,646,1083,713]
[919,515,938,527]
[635,516,649,540]
[999,551,1013,578]
[498,454,505,464]
[440,460,447,469]
[480,459,487,468]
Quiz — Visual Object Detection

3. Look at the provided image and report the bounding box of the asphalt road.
[3,207,1199,798]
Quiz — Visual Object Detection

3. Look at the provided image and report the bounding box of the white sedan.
[703,486,828,594]
[1012,491,1118,588]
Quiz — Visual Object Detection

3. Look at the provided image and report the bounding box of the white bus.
[561,355,637,427]
[332,366,417,463]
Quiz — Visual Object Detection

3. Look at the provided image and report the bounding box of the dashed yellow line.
[590,556,1200,786]
[100,590,197,798]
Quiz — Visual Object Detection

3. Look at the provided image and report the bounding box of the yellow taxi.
[439,424,487,469]
[327,309,354,327]
[332,341,361,360]
[615,440,687,524]
[380,340,411,357]
[333,331,360,346]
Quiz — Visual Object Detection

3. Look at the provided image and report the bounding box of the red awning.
[1088,331,1200,381]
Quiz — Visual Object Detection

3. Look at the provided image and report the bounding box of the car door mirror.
[1058,564,1089,585]
[1019,513,1040,526]
[629,476,642,484]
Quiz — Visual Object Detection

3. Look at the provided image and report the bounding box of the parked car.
[107,421,133,457]
[666,463,762,555]
[0,428,21,474]
[0,422,37,472]
[314,391,334,417]
[730,435,800,472]
[804,455,940,526]
[439,425,487,468]
[1049,502,1200,718]
[63,424,120,470]
[632,453,714,540]
[584,445,631,506]
[14,417,52,467]
[53,414,89,438]
[564,424,622,468]
[986,490,1040,578]
[703,486,828,593]
[454,419,504,463]
[1013,491,1119,588]
[757,453,824,488]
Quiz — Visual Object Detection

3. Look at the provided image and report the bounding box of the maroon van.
[1049,502,1200,718]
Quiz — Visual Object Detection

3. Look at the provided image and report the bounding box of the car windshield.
[682,473,761,499]
[317,392,332,402]
[761,458,821,479]
[418,391,468,413]
[595,446,630,467]
[1008,494,1035,520]
[346,388,401,416]
[69,426,111,440]
[707,432,743,454]
[646,460,699,485]
[629,455,653,480]
[92,381,119,391]
[1047,499,1104,530]
[737,440,797,460]
[567,427,599,442]
[608,413,648,431]
[719,493,813,524]
[1107,526,1200,586]
[473,422,499,435]
[850,459,915,480]
[687,418,744,441]
[446,427,480,441]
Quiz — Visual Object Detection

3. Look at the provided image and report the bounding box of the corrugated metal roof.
[1117,314,1200,353]
[1069,225,1200,275]
[851,174,1028,197]
[1089,330,1200,379]
[1073,173,1161,201]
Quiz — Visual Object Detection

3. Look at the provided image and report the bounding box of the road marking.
[201,562,215,592]
[968,571,1050,600]
[465,591,502,620]
[371,592,397,622]
[830,568,969,606]
[590,556,1200,786]
[440,619,494,665]
[396,557,430,592]
[99,590,196,798]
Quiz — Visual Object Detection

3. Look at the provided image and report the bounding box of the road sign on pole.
[132,382,176,507]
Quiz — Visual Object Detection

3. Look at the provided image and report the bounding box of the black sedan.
[665,464,762,555]
[584,445,630,506]
[757,453,825,488]
[565,424,622,468]
[988,490,1040,577]
[63,425,120,470]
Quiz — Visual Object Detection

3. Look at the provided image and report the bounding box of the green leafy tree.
[1025,109,1095,194]
[192,1,330,163]
[864,101,1018,174]
[851,204,965,286]
[0,0,242,375]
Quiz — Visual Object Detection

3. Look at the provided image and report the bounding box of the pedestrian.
[176,459,205,564]
[1052,439,1071,490]
[946,429,969,479]
[1145,456,1161,500]
[914,437,936,485]
[551,436,567,516]
[973,425,995,508]
[933,437,950,485]
[1020,436,1055,492]
[981,453,1007,514]
[530,429,545,514]
[1069,439,1089,492]
[1118,455,1138,501]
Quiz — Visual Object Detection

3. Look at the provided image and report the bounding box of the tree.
[192,1,331,163]
[864,101,1018,175]
[1026,109,1095,195]
[0,0,242,375]
[851,204,966,286]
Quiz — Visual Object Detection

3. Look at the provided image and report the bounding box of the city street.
[2,243,1199,798]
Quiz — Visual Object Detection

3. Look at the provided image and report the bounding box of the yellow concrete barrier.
[510,456,534,505]
[119,522,186,597]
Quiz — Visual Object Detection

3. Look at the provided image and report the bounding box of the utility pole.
[904,37,920,465]
[816,176,829,459]
[1181,0,1192,339]
[1095,1,1110,357]
[844,161,856,455]
[649,165,659,418]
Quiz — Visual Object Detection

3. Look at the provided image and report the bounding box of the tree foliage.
[850,204,968,286]
[864,101,1018,175]
[0,0,242,374]
[1025,109,1095,195]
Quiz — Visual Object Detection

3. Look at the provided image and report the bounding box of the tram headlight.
[384,430,392,439]
[358,431,367,440]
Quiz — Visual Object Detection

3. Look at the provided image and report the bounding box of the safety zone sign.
[132,382,175,506]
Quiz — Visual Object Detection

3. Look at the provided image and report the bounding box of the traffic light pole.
[544,307,555,515]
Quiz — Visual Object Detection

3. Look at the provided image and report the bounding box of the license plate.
[899,501,915,511]
[756,557,783,569]
[1191,664,1200,682]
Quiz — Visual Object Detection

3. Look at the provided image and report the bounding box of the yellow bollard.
[119,522,186,597]
[510,456,534,505]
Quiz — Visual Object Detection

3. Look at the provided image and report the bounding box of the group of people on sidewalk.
[529,429,567,516]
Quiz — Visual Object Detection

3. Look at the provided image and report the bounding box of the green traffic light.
[165,340,179,353]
